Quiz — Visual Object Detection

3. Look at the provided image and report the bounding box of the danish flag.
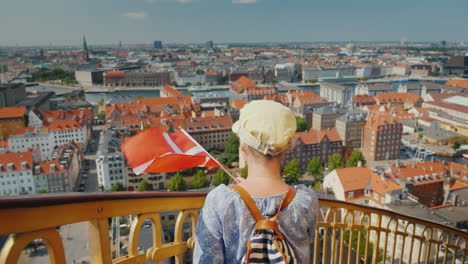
[122,127,222,175]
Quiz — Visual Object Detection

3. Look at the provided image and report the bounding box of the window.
[348,191,354,198]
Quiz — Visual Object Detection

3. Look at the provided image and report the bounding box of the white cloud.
[232,0,257,4]
[122,12,148,19]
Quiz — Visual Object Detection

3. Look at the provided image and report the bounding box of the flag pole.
[180,129,238,182]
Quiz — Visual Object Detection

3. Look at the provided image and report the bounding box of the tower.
[83,35,90,61]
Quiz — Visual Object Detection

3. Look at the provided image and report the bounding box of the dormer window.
[21,161,27,169]
[7,163,14,171]
[34,165,41,174]
[50,164,56,172]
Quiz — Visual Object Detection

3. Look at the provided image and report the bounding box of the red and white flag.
[122,127,222,175]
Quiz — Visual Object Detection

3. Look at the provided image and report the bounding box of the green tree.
[452,140,461,150]
[192,170,208,189]
[283,158,302,183]
[168,172,187,191]
[313,181,322,190]
[348,149,366,167]
[240,166,248,179]
[36,189,48,194]
[213,169,230,186]
[328,153,345,171]
[138,179,152,191]
[295,116,309,132]
[225,134,240,164]
[110,182,125,192]
[307,157,322,179]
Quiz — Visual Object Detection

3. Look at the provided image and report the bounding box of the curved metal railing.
[0,192,466,264]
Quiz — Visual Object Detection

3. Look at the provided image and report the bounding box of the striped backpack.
[230,185,298,264]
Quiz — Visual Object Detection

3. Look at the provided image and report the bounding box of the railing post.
[89,218,112,264]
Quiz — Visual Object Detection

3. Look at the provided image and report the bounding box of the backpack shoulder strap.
[270,187,297,221]
[229,185,264,222]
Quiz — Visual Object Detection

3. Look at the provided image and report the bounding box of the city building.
[8,127,53,160]
[231,76,256,94]
[353,94,375,107]
[389,161,449,207]
[48,120,88,149]
[160,85,183,98]
[444,56,468,77]
[154,41,163,50]
[0,151,35,195]
[33,160,68,193]
[323,166,404,207]
[355,83,393,96]
[312,105,346,130]
[167,115,233,150]
[373,92,422,109]
[96,130,125,191]
[274,63,300,82]
[302,66,356,82]
[335,109,367,148]
[0,106,26,137]
[422,93,468,128]
[320,82,353,106]
[0,83,27,107]
[74,70,104,86]
[282,129,343,171]
[361,114,402,161]
[205,40,214,49]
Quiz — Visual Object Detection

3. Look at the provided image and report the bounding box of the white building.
[8,127,53,160]
[320,82,353,106]
[28,109,43,132]
[0,151,35,195]
[33,160,68,193]
[274,63,300,82]
[176,71,206,86]
[96,130,125,191]
[302,66,356,81]
[355,65,384,79]
[48,120,88,149]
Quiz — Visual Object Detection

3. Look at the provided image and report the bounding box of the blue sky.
[1,0,467,46]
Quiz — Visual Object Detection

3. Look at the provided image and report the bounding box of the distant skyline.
[1,0,468,46]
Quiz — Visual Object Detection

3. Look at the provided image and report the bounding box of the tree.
[213,169,230,186]
[328,153,345,171]
[225,134,240,164]
[283,158,302,183]
[452,140,460,150]
[37,189,48,194]
[348,149,366,167]
[295,116,309,132]
[240,166,248,179]
[110,182,125,192]
[192,170,208,189]
[138,179,152,191]
[168,172,187,191]
[307,157,322,179]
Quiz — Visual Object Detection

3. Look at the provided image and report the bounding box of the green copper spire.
[83,35,88,51]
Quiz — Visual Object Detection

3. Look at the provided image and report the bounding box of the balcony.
[0,192,466,264]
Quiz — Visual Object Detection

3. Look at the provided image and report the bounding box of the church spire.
[83,35,88,51]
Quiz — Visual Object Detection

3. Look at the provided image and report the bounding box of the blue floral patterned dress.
[194,184,319,263]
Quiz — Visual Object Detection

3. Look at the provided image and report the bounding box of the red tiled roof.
[374,93,421,105]
[14,127,35,135]
[390,160,447,186]
[0,151,33,172]
[353,95,376,104]
[231,76,256,94]
[335,166,401,196]
[105,70,125,76]
[446,79,468,89]
[365,113,401,130]
[33,160,66,175]
[47,120,82,131]
[162,85,183,97]
[0,106,26,119]
[294,129,342,145]
[231,100,248,110]
[168,115,233,132]
[424,101,468,114]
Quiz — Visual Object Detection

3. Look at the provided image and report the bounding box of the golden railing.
[0,192,466,264]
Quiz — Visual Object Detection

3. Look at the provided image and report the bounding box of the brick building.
[0,106,26,137]
[374,92,422,109]
[362,114,402,161]
[282,129,343,171]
